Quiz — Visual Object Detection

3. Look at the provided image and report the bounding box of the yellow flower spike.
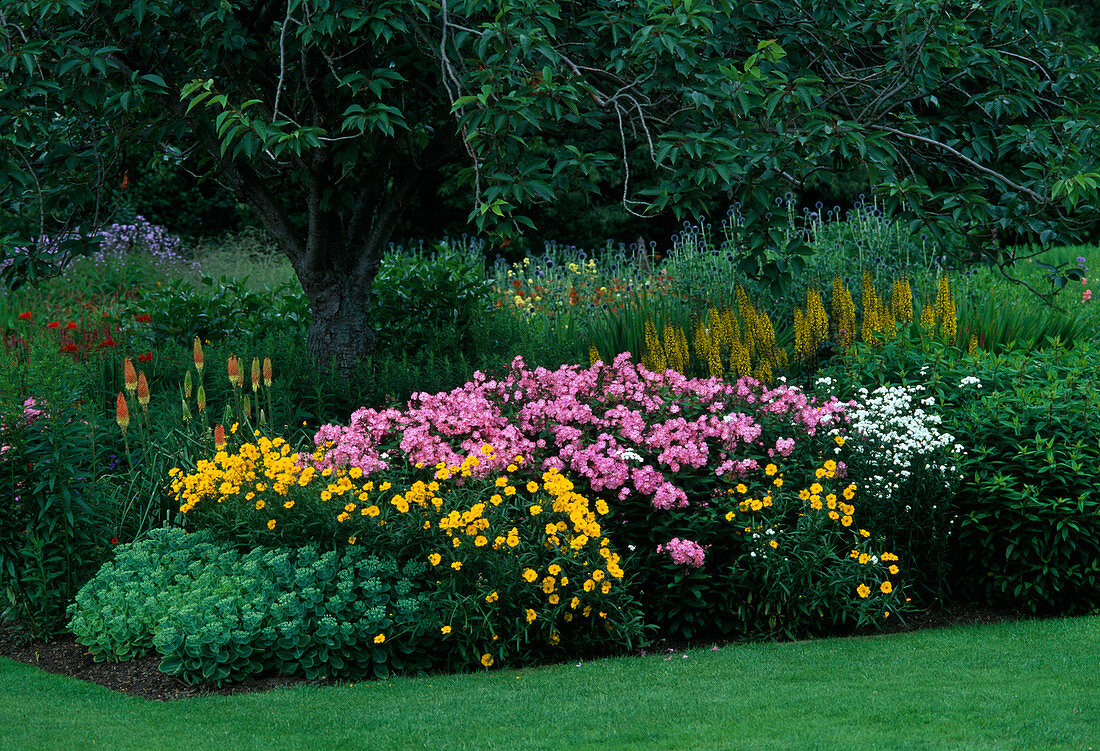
[262,357,272,387]
[251,357,261,392]
[193,337,205,373]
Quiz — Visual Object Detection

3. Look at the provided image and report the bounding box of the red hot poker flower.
[123,358,138,392]
[227,355,241,388]
[116,393,130,434]
[137,372,150,408]
[214,424,226,449]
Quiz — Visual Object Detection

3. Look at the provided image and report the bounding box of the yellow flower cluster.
[169,435,299,515]
[793,287,829,366]
[641,292,785,383]
[831,275,857,352]
[730,454,901,605]
[830,273,956,354]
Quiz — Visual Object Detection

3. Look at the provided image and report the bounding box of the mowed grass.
[1,616,1097,751]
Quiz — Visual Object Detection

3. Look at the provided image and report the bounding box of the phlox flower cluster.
[833,382,963,506]
[310,353,848,512]
[0,397,45,456]
[657,537,707,568]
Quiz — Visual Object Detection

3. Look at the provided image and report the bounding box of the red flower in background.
[134,314,151,323]
[17,311,32,320]
[46,321,60,329]
[136,352,152,363]
[99,337,116,348]
[65,322,78,329]
[60,343,78,354]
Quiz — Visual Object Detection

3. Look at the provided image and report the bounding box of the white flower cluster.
[837,383,964,505]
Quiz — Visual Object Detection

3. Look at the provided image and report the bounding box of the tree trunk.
[299,268,377,376]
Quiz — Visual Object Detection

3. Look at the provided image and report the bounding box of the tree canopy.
[2,0,1100,366]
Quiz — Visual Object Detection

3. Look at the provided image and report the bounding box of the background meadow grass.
[2,615,1097,751]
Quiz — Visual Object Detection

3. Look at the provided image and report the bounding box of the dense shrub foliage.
[69,528,437,684]
[6,212,1100,683]
[822,334,1100,612]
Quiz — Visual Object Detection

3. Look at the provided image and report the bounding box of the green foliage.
[0,400,107,637]
[125,275,310,350]
[823,335,1100,614]
[944,348,1100,613]
[616,441,908,641]
[68,528,436,685]
[955,280,1089,353]
[4,0,1100,370]
[370,242,495,356]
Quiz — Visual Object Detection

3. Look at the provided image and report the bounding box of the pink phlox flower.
[658,537,707,567]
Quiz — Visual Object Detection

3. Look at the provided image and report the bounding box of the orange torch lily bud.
[196,384,207,413]
[227,355,241,388]
[263,357,272,387]
[183,370,193,400]
[251,357,261,392]
[214,424,226,449]
[193,337,204,373]
[115,393,130,434]
[242,394,252,420]
[137,372,150,408]
[123,358,138,393]
[181,397,192,422]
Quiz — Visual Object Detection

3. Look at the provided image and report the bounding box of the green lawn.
[1,616,1097,750]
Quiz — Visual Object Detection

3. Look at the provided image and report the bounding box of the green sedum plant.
[69,527,436,685]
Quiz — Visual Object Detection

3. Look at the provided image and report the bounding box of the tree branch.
[873,125,1048,203]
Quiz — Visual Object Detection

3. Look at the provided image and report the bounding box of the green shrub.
[370,243,495,356]
[69,527,437,685]
[0,398,107,636]
[822,334,1100,613]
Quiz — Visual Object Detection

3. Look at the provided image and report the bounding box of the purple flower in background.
[0,216,199,277]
